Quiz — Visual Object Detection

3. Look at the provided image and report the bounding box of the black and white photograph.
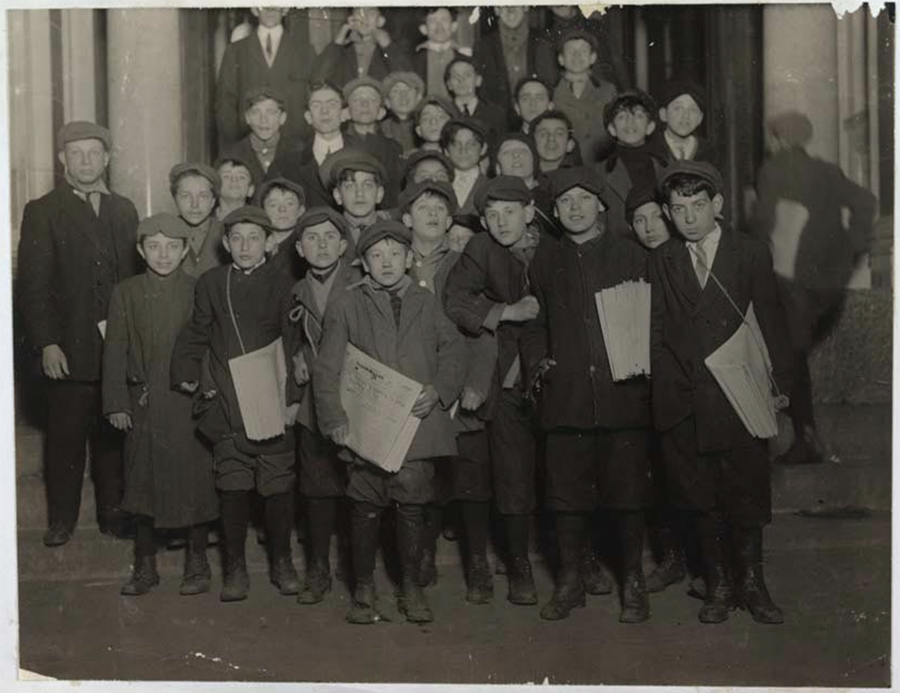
[4,2,894,688]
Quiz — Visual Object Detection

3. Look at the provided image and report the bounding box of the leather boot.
[504,515,537,605]
[266,493,299,595]
[582,547,613,595]
[620,570,650,623]
[397,504,434,623]
[734,527,784,624]
[347,579,382,624]
[617,511,650,623]
[541,514,586,620]
[219,491,252,602]
[121,554,159,596]
[270,556,301,595]
[646,526,687,593]
[180,549,212,596]
[418,505,440,587]
[696,513,734,624]
[298,558,333,605]
[466,553,494,604]
[220,557,250,602]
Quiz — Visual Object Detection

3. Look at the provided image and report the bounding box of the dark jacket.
[522,231,651,431]
[344,127,404,208]
[647,131,720,169]
[17,183,140,382]
[222,134,306,193]
[275,144,335,211]
[311,40,410,89]
[595,152,668,236]
[181,218,228,279]
[649,226,793,452]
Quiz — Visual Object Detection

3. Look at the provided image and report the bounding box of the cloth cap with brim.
[137,213,192,241]
[214,153,258,187]
[402,150,455,183]
[169,162,221,193]
[603,90,658,128]
[256,177,306,206]
[343,75,385,102]
[767,110,814,147]
[296,206,351,240]
[318,148,388,191]
[223,205,275,232]
[57,121,112,151]
[555,27,600,55]
[243,85,286,111]
[474,176,532,215]
[357,219,413,259]
[513,73,553,100]
[383,71,425,97]
[415,94,460,121]
[496,133,539,166]
[443,116,489,144]
[398,180,458,215]
[657,160,724,195]
[625,184,660,217]
[547,166,607,207]
[657,80,708,114]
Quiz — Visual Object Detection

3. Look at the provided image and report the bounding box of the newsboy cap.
[547,166,606,205]
[398,179,458,215]
[474,175,533,215]
[223,205,274,231]
[256,177,306,206]
[556,27,600,55]
[57,121,112,151]
[169,162,221,193]
[137,213,191,241]
[656,80,708,115]
[343,75,384,102]
[296,206,351,240]
[402,149,455,184]
[357,219,412,258]
[318,148,388,191]
[657,160,724,195]
[243,85,286,111]
[382,71,425,97]
[625,184,660,218]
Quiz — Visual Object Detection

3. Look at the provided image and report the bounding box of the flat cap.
[415,94,460,120]
[357,219,412,258]
[767,110,814,147]
[343,75,384,101]
[57,121,112,151]
[658,160,724,195]
[398,179,458,215]
[256,177,306,206]
[474,175,532,214]
[383,71,425,96]
[137,213,191,241]
[625,184,660,216]
[556,27,600,54]
[513,74,553,100]
[223,205,274,231]
[215,153,258,186]
[547,166,606,205]
[657,80,707,114]
[441,116,489,144]
[296,206,351,240]
[402,149,455,183]
[603,90,658,128]
[318,148,388,190]
[243,85,286,111]
[169,162,221,193]
[496,132,539,162]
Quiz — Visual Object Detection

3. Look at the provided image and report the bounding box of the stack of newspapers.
[594,280,652,381]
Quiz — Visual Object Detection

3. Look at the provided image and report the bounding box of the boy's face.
[223,222,268,268]
[447,62,480,99]
[218,163,254,204]
[60,138,109,187]
[333,170,384,217]
[555,186,603,235]
[551,6,578,19]
[348,8,381,37]
[263,189,304,231]
[403,193,452,244]
[347,85,384,125]
[631,201,671,249]
[412,159,451,184]
[446,128,485,171]
[362,238,412,288]
[534,118,571,164]
[416,104,452,143]
[447,224,475,253]
[496,140,535,180]
[306,88,343,135]
[664,189,723,242]
[138,232,188,277]
[297,221,347,270]
[608,107,655,146]
[661,94,704,138]
[424,9,454,42]
[559,39,597,75]
[253,7,287,28]
[495,6,526,29]
[387,82,421,119]
[483,200,534,247]
[175,175,216,227]
[245,98,286,142]
[515,82,551,124]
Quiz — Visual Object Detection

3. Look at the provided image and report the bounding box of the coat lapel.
[695,226,738,317]
[664,239,701,311]
[58,186,106,255]
[397,287,426,345]
[604,159,631,205]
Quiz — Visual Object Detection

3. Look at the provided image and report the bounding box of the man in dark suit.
[216,8,314,151]
[650,161,793,625]
[18,121,140,546]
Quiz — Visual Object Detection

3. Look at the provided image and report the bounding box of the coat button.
[589,366,596,374]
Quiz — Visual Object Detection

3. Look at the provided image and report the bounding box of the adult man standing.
[18,121,140,546]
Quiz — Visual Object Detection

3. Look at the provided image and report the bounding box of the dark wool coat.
[649,225,794,453]
[522,231,651,431]
[102,270,218,528]
[647,131,721,169]
[344,128,405,208]
[180,218,228,280]
[595,153,668,237]
[276,146,336,211]
[222,134,306,193]
[311,40,410,89]
[170,261,300,455]
[268,229,309,284]
[17,183,140,382]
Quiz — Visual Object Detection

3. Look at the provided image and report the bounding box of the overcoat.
[222,134,306,194]
[595,153,668,236]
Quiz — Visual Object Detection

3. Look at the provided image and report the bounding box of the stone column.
[107,8,183,217]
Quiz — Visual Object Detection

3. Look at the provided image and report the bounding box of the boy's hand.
[42,344,70,380]
[460,386,485,412]
[178,381,199,394]
[293,353,310,385]
[501,296,540,323]
[284,402,300,425]
[335,23,353,45]
[374,28,392,48]
[774,393,790,411]
[411,385,440,418]
[328,423,351,447]
[108,412,133,431]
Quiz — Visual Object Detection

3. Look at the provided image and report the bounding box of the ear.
[333,188,343,206]
[375,186,385,205]
[361,256,371,274]
[415,124,423,138]
[251,8,260,18]
[589,51,598,67]
[179,245,190,261]
[695,111,705,128]
[295,240,306,259]
[102,151,111,169]
[712,193,724,216]
[337,238,349,257]
[58,151,66,167]
[340,107,350,123]
[450,20,458,34]
[566,138,576,153]
[513,102,522,117]
[222,234,232,252]
[524,203,536,224]
[401,212,413,228]
[558,54,565,68]
[494,162,502,176]
[404,250,413,270]
[377,106,387,120]
[646,121,656,136]
[297,205,307,218]
[247,183,256,199]
[304,110,313,126]
[136,243,146,261]
[278,111,287,127]
[607,123,617,138]
[419,23,428,36]
[479,143,488,158]
[547,100,555,110]
[475,75,483,89]
[376,14,386,28]
[443,214,453,231]
[658,107,668,124]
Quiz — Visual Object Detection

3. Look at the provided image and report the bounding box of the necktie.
[88,192,101,217]
[693,238,709,289]
[266,33,274,62]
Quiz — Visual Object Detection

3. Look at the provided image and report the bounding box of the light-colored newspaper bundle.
[704,303,778,439]
[340,344,422,473]
[228,337,288,441]
[594,279,652,381]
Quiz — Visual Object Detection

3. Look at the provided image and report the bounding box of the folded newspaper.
[228,337,288,441]
[340,344,422,473]
[594,279,652,381]
[704,303,778,439]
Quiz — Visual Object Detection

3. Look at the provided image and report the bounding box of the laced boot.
[180,549,211,596]
[466,553,494,604]
[220,556,250,602]
[646,526,687,593]
[540,514,586,620]
[696,514,734,624]
[504,515,537,605]
[121,554,159,596]
[618,511,650,623]
[582,547,613,595]
[298,558,333,605]
[734,527,784,624]
[397,504,433,623]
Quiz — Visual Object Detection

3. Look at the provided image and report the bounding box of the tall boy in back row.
[650,161,793,624]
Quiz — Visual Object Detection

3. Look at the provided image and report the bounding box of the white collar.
[665,129,698,159]
[257,25,283,41]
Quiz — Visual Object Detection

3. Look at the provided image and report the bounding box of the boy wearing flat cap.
[104,213,218,598]
[414,94,460,152]
[552,28,619,163]
[444,176,544,608]
[170,163,228,279]
[381,71,425,155]
[313,219,466,625]
[171,205,302,603]
[289,207,361,605]
[651,161,793,625]
[444,56,507,146]
[19,120,140,547]
[650,81,718,166]
[258,177,308,282]
[216,155,257,222]
[403,149,455,188]
[627,185,672,251]
[440,117,490,215]
[522,166,653,623]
